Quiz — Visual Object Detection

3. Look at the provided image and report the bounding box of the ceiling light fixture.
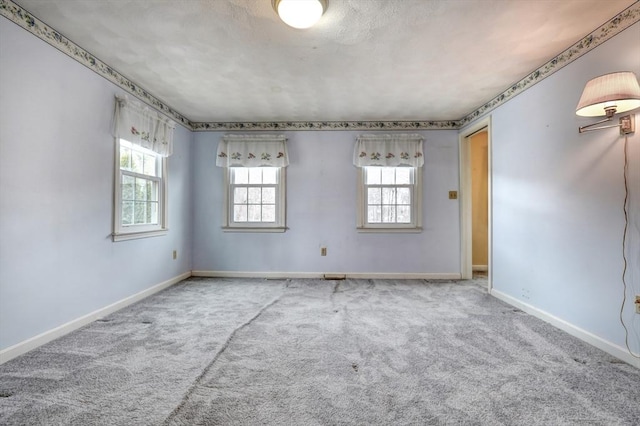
[272,0,327,29]
[576,71,640,134]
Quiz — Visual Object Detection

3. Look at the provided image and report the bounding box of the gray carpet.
[1,277,639,425]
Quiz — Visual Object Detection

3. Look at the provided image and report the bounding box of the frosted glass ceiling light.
[273,0,327,29]
[576,71,640,134]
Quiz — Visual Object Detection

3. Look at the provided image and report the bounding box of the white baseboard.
[191,270,461,280]
[0,271,191,365]
[490,288,640,369]
[192,270,324,279]
[346,272,461,280]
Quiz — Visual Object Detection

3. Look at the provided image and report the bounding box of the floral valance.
[216,134,289,167]
[113,95,175,157]
[353,134,424,167]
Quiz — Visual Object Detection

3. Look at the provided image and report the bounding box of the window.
[216,134,289,232]
[353,134,424,232]
[358,166,422,231]
[223,167,286,231]
[113,139,168,240]
[112,95,174,241]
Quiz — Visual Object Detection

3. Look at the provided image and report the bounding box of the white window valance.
[216,134,289,167]
[113,96,175,157]
[353,134,424,167]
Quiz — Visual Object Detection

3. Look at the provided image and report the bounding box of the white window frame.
[357,166,422,233]
[222,167,287,232]
[113,138,168,241]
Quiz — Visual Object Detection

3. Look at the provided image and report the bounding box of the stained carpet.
[1,277,639,425]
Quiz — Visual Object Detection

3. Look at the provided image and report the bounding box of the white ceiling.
[13,0,637,123]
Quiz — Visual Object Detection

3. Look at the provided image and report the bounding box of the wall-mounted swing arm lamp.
[581,72,640,361]
[272,0,327,29]
[576,71,640,134]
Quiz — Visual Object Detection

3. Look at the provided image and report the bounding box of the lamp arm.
[578,114,636,134]
[578,116,613,133]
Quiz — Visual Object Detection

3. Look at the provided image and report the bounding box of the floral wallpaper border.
[2,0,639,132]
[191,120,459,131]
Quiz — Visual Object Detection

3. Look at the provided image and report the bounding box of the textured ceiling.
[12,0,638,123]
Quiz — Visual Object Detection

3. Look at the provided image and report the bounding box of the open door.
[459,117,492,291]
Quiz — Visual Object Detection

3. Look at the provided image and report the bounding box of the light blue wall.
[486,22,640,353]
[0,19,193,350]
[192,130,460,274]
[2,8,639,361]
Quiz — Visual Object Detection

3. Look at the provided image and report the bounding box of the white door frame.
[459,116,492,291]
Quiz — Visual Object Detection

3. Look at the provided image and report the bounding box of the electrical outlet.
[321,247,327,256]
[635,295,640,314]
[172,250,177,260]
[449,191,458,200]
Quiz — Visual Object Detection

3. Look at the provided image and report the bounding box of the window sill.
[222,226,288,233]
[357,227,423,234]
[112,229,168,242]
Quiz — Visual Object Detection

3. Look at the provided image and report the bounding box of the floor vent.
[323,274,346,280]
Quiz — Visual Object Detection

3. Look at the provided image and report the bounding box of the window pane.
[234,205,248,222]
[382,188,396,205]
[382,205,396,223]
[248,205,261,221]
[122,175,134,201]
[262,168,277,184]
[397,205,411,223]
[248,168,262,184]
[134,201,147,224]
[132,151,144,174]
[151,181,159,202]
[396,168,411,184]
[367,188,381,204]
[262,187,276,204]
[366,167,381,185]
[397,188,411,205]
[147,202,159,224]
[248,188,261,203]
[120,146,132,170]
[135,178,147,201]
[234,187,248,204]
[232,168,248,184]
[368,205,381,223]
[122,201,133,225]
[262,205,276,222]
[143,154,157,176]
[381,168,395,184]
[145,180,154,201]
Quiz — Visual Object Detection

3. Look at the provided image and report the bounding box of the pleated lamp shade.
[576,71,640,117]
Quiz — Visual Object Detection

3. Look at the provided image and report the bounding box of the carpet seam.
[161,295,282,424]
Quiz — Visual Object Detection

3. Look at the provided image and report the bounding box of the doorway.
[459,117,492,290]
[470,130,489,273]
